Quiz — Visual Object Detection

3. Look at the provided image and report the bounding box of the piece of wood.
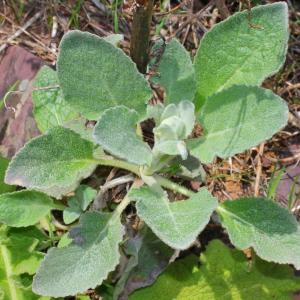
[130,0,153,74]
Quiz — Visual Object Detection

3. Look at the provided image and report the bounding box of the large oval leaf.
[189,86,288,164]
[150,38,196,104]
[93,106,152,166]
[5,127,97,198]
[57,30,152,119]
[194,2,288,108]
[33,211,124,297]
[129,186,218,249]
[217,198,300,270]
[0,190,56,227]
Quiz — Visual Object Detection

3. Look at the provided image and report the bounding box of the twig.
[191,24,199,48]
[0,11,43,53]
[93,174,135,209]
[254,143,264,197]
[288,112,300,129]
[155,4,182,16]
[100,174,135,192]
[265,152,300,164]
[130,0,154,73]
[172,0,215,37]
[215,0,230,19]
[280,82,300,93]
[182,24,191,45]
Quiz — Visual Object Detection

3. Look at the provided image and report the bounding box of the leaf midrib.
[201,109,282,141]
[0,244,18,300]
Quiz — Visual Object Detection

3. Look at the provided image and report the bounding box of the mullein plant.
[0,2,298,298]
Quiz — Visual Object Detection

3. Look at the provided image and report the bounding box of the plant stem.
[130,0,153,73]
[40,215,55,245]
[114,196,131,216]
[154,175,195,197]
[53,201,66,210]
[94,158,140,176]
[94,158,195,197]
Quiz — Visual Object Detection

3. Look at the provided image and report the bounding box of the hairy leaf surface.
[194,2,288,107]
[0,190,56,227]
[129,186,217,249]
[33,211,124,297]
[93,106,152,166]
[129,240,300,300]
[32,66,79,133]
[150,39,196,104]
[0,156,15,195]
[189,86,288,163]
[57,31,152,119]
[218,198,300,269]
[5,127,97,198]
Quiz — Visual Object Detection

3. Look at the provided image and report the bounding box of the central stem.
[95,157,195,197]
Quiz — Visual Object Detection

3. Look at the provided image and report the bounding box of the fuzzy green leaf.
[152,101,195,161]
[217,198,300,269]
[129,240,300,300]
[194,2,288,107]
[63,185,97,224]
[5,127,97,199]
[93,106,152,166]
[129,187,217,249]
[57,30,152,119]
[32,66,79,133]
[33,211,124,297]
[0,227,46,300]
[189,86,288,164]
[0,190,56,227]
[150,39,196,104]
[63,117,95,142]
[0,156,15,195]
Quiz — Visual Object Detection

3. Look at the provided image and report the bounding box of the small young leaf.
[0,156,15,195]
[129,186,217,249]
[150,39,196,104]
[189,86,288,164]
[57,31,152,119]
[194,2,288,107]
[63,185,97,224]
[5,127,97,198]
[0,190,56,227]
[129,240,300,300]
[217,198,300,269]
[93,106,152,166]
[32,66,79,133]
[33,211,124,297]
[152,101,195,161]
